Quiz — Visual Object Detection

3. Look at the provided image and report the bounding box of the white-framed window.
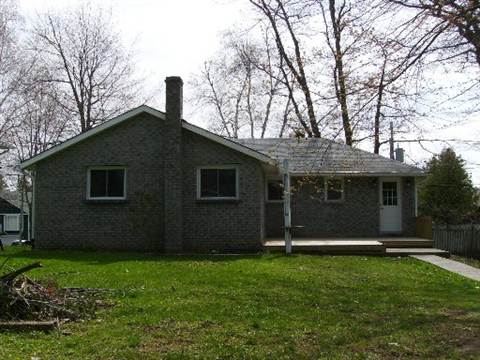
[197,166,239,200]
[325,177,344,202]
[266,177,284,202]
[4,214,20,232]
[87,167,127,200]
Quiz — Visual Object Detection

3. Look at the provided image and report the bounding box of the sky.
[18,0,480,185]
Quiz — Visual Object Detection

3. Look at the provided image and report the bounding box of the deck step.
[380,238,433,248]
[385,248,449,257]
[264,240,385,255]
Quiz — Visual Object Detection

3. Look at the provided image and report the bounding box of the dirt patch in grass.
[435,313,480,358]
[140,319,219,354]
[347,309,480,359]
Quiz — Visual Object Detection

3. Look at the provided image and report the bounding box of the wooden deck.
[263,237,449,257]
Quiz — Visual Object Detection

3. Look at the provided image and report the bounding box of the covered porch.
[263,237,449,257]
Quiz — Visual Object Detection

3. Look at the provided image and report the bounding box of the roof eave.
[289,171,425,177]
[20,105,275,169]
[181,122,274,164]
[20,105,166,170]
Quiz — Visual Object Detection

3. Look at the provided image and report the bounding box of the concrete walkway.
[0,234,20,246]
[411,255,480,282]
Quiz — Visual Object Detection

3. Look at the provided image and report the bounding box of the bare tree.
[249,0,321,137]
[318,0,359,145]
[389,0,480,67]
[29,3,141,133]
[12,72,71,163]
[191,30,290,138]
[0,0,24,144]
[6,66,72,240]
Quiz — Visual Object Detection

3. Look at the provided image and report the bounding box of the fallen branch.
[0,263,113,328]
[0,262,42,284]
[0,320,58,332]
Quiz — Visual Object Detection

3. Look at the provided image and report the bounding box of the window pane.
[326,179,343,201]
[107,169,125,197]
[201,169,218,197]
[268,180,283,201]
[218,169,236,197]
[5,215,19,231]
[90,170,107,197]
[382,182,397,206]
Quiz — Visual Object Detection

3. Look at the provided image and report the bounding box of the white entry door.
[379,178,402,233]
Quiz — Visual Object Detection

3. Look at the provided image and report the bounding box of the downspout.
[283,159,292,255]
[31,168,36,244]
[414,177,418,217]
[19,174,25,239]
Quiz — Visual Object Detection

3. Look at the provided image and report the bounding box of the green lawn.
[1,247,479,359]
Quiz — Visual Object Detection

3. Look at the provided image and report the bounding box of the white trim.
[20,106,165,169]
[414,177,419,217]
[32,169,36,239]
[20,105,274,169]
[182,123,272,164]
[196,165,239,200]
[379,177,403,233]
[283,159,292,255]
[86,166,127,200]
[324,177,345,202]
[265,176,284,203]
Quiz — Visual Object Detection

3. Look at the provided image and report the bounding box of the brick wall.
[33,113,265,252]
[32,109,415,251]
[181,131,265,253]
[401,177,416,236]
[266,176,417,238]
[34,113,165,251]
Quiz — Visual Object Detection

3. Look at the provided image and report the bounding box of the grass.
[0,247,479,359]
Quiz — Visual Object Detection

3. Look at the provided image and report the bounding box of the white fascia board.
[20,105,165,169]
[181,122,275,165]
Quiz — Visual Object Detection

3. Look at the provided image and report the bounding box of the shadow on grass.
[1,247,277,265]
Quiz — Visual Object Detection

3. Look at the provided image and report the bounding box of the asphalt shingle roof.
[235,138,424,176]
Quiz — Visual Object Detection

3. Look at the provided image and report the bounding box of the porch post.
[31,168,36,243]
[414,177,418,217]
[283,159,292,255]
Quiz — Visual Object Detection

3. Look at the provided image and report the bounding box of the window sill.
[324,199,345,204]
[84,199,128,205]
[196,198,241,204]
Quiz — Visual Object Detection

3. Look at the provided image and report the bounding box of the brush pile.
[0,261,111,329]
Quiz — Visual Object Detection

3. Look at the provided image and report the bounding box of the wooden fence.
[433,224,480,259]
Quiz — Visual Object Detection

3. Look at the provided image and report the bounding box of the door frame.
[379,177,402,234]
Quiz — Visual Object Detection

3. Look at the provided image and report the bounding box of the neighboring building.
[0,197,28,238]
[20,76,424,253]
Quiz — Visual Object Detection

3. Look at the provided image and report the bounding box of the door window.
[382,182,398,206]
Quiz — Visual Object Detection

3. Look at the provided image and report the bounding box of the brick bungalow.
[20,76,424,253]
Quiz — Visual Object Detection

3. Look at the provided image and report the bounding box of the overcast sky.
[18,0,480,185]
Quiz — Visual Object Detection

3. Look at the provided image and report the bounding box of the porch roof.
[235,138,425,176]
